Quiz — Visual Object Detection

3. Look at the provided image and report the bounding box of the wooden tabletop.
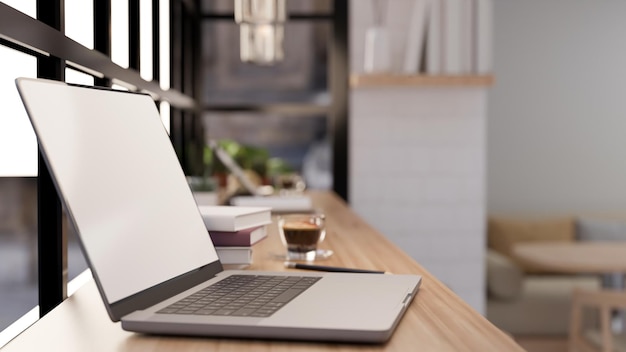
[3,191,523,352]
[513,242,626,274]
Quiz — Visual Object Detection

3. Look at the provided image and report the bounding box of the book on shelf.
[198,205,271,232]
[215,246,253,265]
[403,0,429,74]
[426,0,442,74]
[209,225,267,247]
[442,0,463,74]
[474,0,492,74]
[425,0,491,76]
[459,0,474,73]
[230,195,313,213]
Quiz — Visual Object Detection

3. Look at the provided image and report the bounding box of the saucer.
[271,249,334,262]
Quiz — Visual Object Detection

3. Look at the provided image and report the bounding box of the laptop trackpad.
[259,273,417,330]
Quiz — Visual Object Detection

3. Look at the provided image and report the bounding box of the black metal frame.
[152,0,161,82]
[330,0,349,202]
[94,0,112,87]
[36,0,67,317]
[129,0,141,71]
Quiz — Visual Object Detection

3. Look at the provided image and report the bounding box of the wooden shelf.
[350,74,494,88]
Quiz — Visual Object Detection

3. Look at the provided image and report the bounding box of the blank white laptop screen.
[17,78,218,304]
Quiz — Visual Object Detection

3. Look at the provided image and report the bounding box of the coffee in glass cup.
[278,213,325,261]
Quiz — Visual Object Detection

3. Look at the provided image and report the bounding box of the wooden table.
[3,192,523,352]
[513,242,626,275]
[513,241,626,333]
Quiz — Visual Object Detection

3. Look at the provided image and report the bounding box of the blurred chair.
[569,289,626,352]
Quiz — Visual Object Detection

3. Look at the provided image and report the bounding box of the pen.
[284,262,387,274]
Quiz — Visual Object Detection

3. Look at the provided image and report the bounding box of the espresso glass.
[278,213,326,261]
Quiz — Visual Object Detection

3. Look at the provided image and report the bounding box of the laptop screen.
[17,78,219,304]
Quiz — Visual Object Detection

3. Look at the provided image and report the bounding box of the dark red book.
[208,226,267,246]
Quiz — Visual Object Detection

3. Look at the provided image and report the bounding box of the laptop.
[16,77,421,343]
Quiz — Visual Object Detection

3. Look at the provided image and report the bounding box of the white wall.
[350,88,487,313]
[350,0,487,313]
[488,0,626,216]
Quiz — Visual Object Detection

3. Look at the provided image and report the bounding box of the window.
[159,0,170,90]
[140,0,153,81]
[0,0,35,18]
[111,0,130,69]
[0,2,38,337]
[65,68,94,86]
[64,0,94,49]
[0,0,199,343]
[0,46,37,177]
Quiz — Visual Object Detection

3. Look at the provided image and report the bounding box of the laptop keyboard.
[156,275,321,318]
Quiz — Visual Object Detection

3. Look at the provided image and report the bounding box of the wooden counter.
[2,192,523,351]
[350,74,495,88]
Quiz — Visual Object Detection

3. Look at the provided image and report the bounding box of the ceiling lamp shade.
[234,0,286,65]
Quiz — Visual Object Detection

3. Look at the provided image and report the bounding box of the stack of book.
[198,205,272,266]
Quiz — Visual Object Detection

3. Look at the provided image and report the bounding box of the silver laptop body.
[16,78,421,343]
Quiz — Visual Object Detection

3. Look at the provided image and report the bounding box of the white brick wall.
[349,87,487,313]
[350,0,489,313]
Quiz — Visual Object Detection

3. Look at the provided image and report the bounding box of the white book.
[198,205,271,232]
[460,0,474,73]
[426,0,442,74]
[403,0,430,74]
[230,195,313,213]
[215,246,252,265]
[442,0,463,74]
[363,26,391,73]
[474,0,492,74]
